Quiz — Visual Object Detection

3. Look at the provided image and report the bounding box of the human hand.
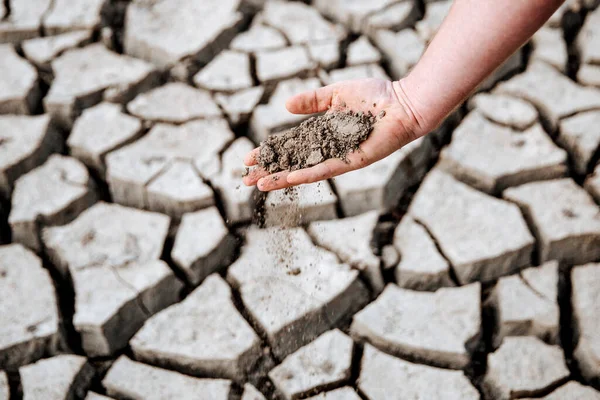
[242,78,428,191]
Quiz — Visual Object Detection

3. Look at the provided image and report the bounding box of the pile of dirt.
[257,110,379,174]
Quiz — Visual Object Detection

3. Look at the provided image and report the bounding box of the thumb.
[285,84,337,115]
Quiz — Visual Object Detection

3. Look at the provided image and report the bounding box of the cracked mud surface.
[1,0,600,399]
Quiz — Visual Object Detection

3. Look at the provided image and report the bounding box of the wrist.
[392,78,437,139]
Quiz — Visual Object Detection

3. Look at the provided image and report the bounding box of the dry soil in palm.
[257,110,378,174]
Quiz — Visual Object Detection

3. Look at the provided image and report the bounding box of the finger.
[244,148,260,166]
[257,171,292,191]
[243,167,269,186]
[286,158,356,186]
[285,84,338,115]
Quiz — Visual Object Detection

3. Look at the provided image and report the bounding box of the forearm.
[400,0,564,133]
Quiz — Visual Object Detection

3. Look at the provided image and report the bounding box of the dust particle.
[81,230,95,246]
[562,208,578,218]
[257,110,376,174]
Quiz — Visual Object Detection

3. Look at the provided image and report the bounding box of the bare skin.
[244,0,565,192]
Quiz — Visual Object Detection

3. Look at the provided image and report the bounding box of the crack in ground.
[200,179,231,229]
[519,377,572,399]
[468,281,496,399]
[411,218,461,287]
[304,226,377,300]
[557,263,589,387]
[25,62,49,117]
[563,5,588,80]
[348,341,368,400]
[138,159,173,209]
[29,223,85,358]
[335,32,357,72]
[83,358,114,398]
[56,168,90,189]
[227,383,244,400]
[159,218,194,297]
[228,282,278,399]
[248,50,260,88]
[525,97,600,187]
[6,370,22,400]
[39,0,56,37]
[1,0,10,21]
[478,111,536,132]
[179,10,252,81]
[0,198,11,244]
[325,178,345,219]
[259,20,291,47]
[100,0,131,54]
[95,118,150,177]
[86,167,112,203]
[502,195,542,266]
[585,140,600,178]
[39,250,84,356]
[518,272,551,303]
[111,267,151,317]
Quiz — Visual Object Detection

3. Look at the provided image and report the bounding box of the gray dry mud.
[258,111,378,174]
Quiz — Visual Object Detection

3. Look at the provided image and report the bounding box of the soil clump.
[258,110,377,174]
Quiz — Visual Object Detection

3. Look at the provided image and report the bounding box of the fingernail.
[286,172,298,184]
[258,178,269,191]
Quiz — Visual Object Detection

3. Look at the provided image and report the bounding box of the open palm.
[243,78,425,191]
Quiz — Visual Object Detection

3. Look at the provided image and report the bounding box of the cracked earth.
[1,0,600,399]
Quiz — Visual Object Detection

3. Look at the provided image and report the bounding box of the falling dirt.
[255,110,380,284]
[257,110,378,174]
[265,187,301,276]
